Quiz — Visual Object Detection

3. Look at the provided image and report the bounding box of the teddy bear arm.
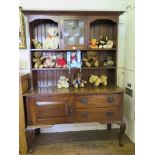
[85,62,92,67]
[34,62,40,68]
[33,58,38,62]
[94,61,99,67]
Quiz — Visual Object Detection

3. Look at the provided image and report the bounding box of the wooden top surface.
[23,10,124,16]
[24,85,124,96]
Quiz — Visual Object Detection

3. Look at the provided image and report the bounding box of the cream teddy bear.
[57,76,69,88]
[43,27,59,49]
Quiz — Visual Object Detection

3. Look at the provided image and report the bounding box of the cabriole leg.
[117,121,126,146]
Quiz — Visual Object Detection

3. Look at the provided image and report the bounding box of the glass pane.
[64,20,84,45]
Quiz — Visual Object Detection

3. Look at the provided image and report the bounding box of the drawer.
[75,107,121,122]
[75,94,122,108]
[26,95,73,125]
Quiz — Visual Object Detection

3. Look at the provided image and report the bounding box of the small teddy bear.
[44,55,56,68]
[55,53,67,68]
[33,52,44,68]
[57,76,69,88]
[43,27,59,49]
[82,51,99,67]
[102,56,114,67]
[72,73,87,88]
[97,35,114,49]
[97,35,108,49]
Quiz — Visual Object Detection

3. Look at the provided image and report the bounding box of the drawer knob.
[81,111,89,117]
[80,98,88,104]
[107,97,114,103]
[106,111,114,116]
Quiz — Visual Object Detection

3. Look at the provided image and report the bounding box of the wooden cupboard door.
[26,96,73,125]
[75,94,122,108]
[75,107,121,123]
[60,16,88,49]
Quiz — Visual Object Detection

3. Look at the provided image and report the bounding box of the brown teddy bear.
[33,52,44,68]
[82,51,99,67]
[32,39,42,49]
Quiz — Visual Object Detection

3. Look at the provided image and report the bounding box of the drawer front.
[26,96,73,125]
[75,107,121,122]
[75,94,122,108]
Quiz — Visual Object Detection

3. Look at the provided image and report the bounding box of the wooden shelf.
[32,67,116,71]
[30,48,117,52]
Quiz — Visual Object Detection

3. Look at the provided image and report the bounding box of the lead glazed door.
[59,16,89,50]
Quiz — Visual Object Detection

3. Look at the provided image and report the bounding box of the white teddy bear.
[43,27,59,49]
[57,76,69,88]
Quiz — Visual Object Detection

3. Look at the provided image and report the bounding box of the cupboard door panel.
[26,96,73,125]
[36,101,68,119]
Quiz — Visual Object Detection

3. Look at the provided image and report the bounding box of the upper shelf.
[32,67,116,71]
[30,48,117,52]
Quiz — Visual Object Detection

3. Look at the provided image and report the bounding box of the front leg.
[116,121,126,146]
[107,123,111,131]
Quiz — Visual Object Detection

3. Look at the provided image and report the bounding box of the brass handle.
[107,97,114,103]
[106,111,114,116]
[80,98,88,104]
[81,111,89,117]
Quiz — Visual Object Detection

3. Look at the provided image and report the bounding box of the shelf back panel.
[32,68,116,88]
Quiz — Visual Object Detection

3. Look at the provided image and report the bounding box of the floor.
[25,129,135,155]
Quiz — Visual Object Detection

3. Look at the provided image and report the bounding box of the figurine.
[71,52,78,67]
[67,51,82,68]
[89,38,98,49]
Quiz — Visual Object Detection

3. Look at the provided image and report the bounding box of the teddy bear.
[32,39,42,49]
[44,55,56,68]
[55,53,67,68]
[33,52,44,68]
[102,56,114,67]
[89,74,107,87]
[72,73,87,88]
[82,51,99,67]
[57,76,69,88]
[97,35,114,49]
[89,38,98,49]
[97,35,108,49]
[43,27,59,49]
